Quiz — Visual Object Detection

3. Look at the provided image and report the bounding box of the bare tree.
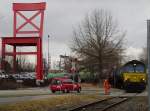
[139,47,147,64]
[71,10,125,83]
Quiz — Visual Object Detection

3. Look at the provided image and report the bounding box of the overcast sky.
[0,0,149,64]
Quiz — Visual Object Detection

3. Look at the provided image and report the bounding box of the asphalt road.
[0,95,53,104]
[0,87,147,105]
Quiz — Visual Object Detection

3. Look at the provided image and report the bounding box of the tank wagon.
[113,60,147,92]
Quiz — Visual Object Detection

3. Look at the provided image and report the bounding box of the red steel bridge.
[1,2,46,84]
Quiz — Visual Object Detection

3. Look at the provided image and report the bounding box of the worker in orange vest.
[103,79,111,95]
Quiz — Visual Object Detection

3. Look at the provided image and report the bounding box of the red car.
[50,78,81,93]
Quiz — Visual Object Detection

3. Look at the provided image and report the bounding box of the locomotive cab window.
[122,64,134,73]
[122,64,145,73]
[134,64,145,73]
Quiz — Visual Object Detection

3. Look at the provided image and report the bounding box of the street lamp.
[147,20,150,111]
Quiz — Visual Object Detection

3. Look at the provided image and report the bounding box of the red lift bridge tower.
[1,2,46,84]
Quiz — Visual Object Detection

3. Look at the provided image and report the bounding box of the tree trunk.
[98,55,103,87]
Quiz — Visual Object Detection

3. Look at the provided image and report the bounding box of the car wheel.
[77,88,81,93]
[62,89,67,93]
[67,90,70,93]
[62,90,65,93]
[51,90,55,93]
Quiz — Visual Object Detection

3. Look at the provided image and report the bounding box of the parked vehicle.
[50,78,81,93]
[0,71,9,79]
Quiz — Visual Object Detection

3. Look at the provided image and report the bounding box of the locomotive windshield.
[134,64,145,73]
[122,64,134,73]
[122,63,145,73]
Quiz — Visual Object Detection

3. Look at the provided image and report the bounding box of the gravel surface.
[47,96,148,111]
[108,97,148,111]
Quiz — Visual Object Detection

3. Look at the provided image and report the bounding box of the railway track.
[68,97,129,111]
[68,93,142,111]
[68,91,142,111]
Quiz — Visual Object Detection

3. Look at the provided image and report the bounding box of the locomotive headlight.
[124,78,128,81]
[141,78,146,82]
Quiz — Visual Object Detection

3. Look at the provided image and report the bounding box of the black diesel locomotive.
[113,60,147,92]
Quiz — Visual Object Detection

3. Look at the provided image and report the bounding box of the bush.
[0,78,50,90]
[79,72,99,83]
[0,79,18,90]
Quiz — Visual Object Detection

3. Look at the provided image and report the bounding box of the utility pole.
[48,35,50,72]
[147,20,150,111]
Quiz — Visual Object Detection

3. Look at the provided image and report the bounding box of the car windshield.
[51,79,61,85]
[63,79,73,84]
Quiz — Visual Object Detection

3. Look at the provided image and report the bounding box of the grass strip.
[0,93,50,98]
[0,94,106,111]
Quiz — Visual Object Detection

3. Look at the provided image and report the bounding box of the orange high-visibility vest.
[103,79,111,89]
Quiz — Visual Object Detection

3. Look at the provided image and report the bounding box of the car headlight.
[74,84,77,87]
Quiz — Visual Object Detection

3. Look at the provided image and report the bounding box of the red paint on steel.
[1,2,46,81]
[5,52,37,56]
[13,2,46,11]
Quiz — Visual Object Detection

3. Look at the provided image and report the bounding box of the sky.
[0,0,149,65]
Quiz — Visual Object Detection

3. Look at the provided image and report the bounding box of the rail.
[68,97,129,111]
